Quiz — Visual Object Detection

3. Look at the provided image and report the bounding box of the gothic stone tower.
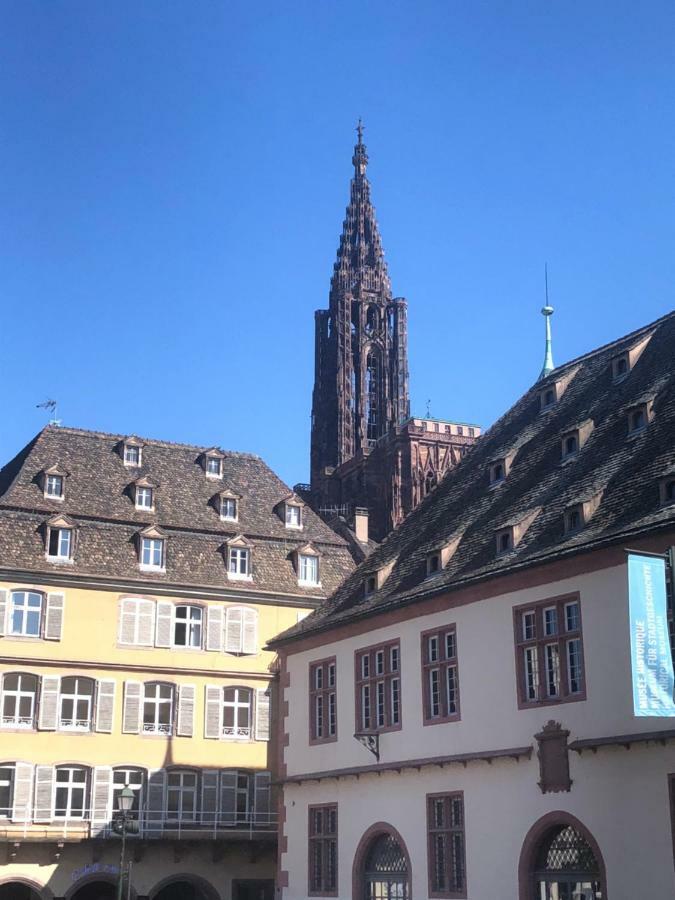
[306,128,479,543]
[311,126,409,493]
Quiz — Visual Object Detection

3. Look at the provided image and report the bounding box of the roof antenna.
[538,263,555,381]
[36,399,61,426]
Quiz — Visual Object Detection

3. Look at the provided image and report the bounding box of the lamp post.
[113,785,136,900]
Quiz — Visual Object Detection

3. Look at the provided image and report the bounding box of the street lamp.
[113,785,137,900]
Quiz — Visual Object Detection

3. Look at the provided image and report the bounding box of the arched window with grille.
[520,815,606,900]
[358,829,410,900]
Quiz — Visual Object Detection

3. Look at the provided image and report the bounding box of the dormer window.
[138,526,166,572]
[496,529,513,555]
[226,536,252,580]
[45,515,75,562]
[613,354,629,381]
[45,473,64,500]
[135,486,154,510]
[364,575,377,596]
[426,552,441,577]
[490,462,504,484]
[221,497,238,520]
[203,449,225,479]
[285,503,303,529]
[611,331,652,382]
[564,505,583,534]
[562,432,579,459]
[659,475,675,506]
[296,545,321,587]
[122,439,143,467]
[540,388,556,411]
[627,401,653,435]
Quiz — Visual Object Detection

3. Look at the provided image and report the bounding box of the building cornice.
[569,728,675,753]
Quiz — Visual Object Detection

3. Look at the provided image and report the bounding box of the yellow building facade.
[0,427,355,900]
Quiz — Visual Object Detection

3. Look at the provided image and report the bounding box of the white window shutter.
[201,769,219,828]
[219,770,237,825]
[204,685,222,739]
[0,589,7,636]
[11,763,33,823]
[255,688,270,741]
[119,599,137,644]
[95,680,116,733]
[224,607,243,653]
[253,771,272,827]
[176,684,196,737]
[138,599,156,646]
[206,605,224,652]
[146,769,166,837]
[34,765,54,823]
[122,681,142,734]
[155,601,173,648]
[37,676,60,731]
[44,592,65,641]
[242,608,258,655]
[91,766,113,833]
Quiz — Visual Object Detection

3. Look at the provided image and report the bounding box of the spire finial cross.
[356,118,364,144]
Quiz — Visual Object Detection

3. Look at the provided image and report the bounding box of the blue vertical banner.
[628,553,675,717]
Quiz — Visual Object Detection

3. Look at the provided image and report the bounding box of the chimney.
[354,507,369,544]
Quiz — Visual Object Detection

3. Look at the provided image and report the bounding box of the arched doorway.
[519,813,606,900]
[70,883,116,900]
[0,884,43,900]
[353,825,411,900]
[152,876,218,900]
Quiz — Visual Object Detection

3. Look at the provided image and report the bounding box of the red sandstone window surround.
[427,791,467,898]
[309,657,337,744]
[355,639,401,733]
[421,625,460,725]
[308,804,338,896]
[513,594,586,709]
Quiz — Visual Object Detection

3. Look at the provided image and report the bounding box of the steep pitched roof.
[0,426,354,598]
[271,311,675,644]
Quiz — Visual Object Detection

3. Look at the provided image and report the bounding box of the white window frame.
[59,676,94,731]
[124,445,142,467]
[222,687,253,740]
[47,527,72,561]
[45,474,64,499]
[0,765,14,818]
[8,591,43,637]
[1,673,38,728]
[299,554,319,586]
[112,767,145,813]
[166,770,198,823]
[228,546,250,579]
[54,766,88,819]
[135,486,154,510]
[220,497,238,521]
[142,682,174,735]
[173,605,203,649]
[285,503,303,529]
[206,457,222,479]
[140,537,165,570]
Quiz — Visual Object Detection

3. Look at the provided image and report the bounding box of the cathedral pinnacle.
[352,118,368,176]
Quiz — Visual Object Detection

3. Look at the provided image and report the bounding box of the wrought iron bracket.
[354,731,379,762]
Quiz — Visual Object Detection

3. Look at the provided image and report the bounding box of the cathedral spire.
[538,264,555,380]
[331,122,391,299]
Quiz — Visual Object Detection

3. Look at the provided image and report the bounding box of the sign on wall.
[628,552,675,717]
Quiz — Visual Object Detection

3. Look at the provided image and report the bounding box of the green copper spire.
[538,264,555,380]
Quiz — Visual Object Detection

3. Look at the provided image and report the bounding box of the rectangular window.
[141,538,164,569]
[309,804,338,896]
[355,640,401,733]
[286,504,302,528]
[0,766,14,818]
[55,766,88,819]
[173,605,202,648]
[222,687,252,739]
[300,554,320,585]
[47,528,72,560]
[310,658,337,743]
[136,486,154,509]
[46,474,63,498]
[514,595,586,707]
[143,682,174,734]
[124,445,141,466]
[113,767,144,813]
[9,591,43,637]
[422,626,460,724]
[59,676,94,730]
[427,792,466,898]
[221,497,237,520]
[166,770,197,822]
[228,547,250,577]
[206,457,222,477]
[1,673,38,728]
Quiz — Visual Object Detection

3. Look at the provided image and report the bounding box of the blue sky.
[1,1,673,487]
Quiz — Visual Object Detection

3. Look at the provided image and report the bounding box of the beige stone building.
[271,312,675,899]
[0,427,355,900]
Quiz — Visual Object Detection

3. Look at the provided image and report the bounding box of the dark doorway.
[71,882,116,900]
[154,882,210,900]
[232,880,274,900]
[0,885,42,900]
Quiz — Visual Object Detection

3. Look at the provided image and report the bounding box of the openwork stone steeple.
[310,127,410,500]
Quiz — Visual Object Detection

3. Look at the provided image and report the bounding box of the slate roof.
[271,311,675,644]
[0,427,355,599]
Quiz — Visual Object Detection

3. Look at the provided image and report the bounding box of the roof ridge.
[43,425,262,460]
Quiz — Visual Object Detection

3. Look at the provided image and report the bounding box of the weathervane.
[36,399,61,426]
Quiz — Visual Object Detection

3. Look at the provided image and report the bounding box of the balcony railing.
[0,808,277,842]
